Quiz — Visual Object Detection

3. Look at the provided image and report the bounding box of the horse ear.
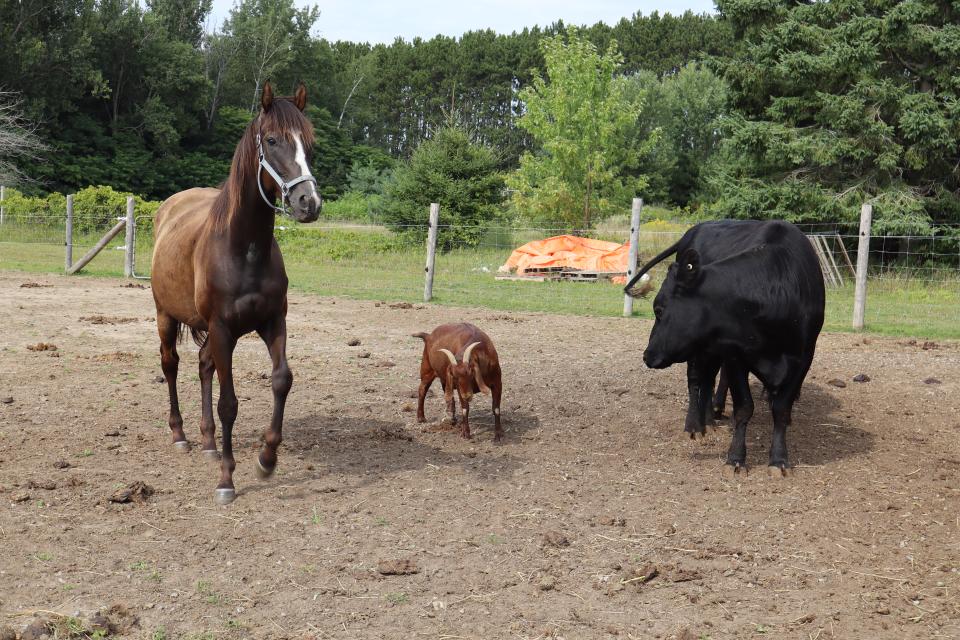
[293,82,307,111]
[261,81,274,113]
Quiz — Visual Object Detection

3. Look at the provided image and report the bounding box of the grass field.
[1,221,958,339]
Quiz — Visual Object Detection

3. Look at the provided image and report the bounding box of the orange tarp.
[499,235,630,280]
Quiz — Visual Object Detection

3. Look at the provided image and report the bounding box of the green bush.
[276,227,411,261]
[379,125,504,249]
[1,186,162,233]
[321,191,378,222]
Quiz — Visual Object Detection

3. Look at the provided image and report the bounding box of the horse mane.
[210,97,315,231]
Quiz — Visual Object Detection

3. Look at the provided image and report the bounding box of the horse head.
[256,81,322,223]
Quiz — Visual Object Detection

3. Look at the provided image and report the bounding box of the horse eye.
[267,137,277,146]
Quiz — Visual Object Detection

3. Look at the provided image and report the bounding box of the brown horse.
[151,82,321,505]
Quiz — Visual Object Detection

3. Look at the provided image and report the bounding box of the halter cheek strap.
[256,133,318,215]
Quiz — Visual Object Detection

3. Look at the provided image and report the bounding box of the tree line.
[1,0,957,233]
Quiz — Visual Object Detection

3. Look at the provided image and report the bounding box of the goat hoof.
[172,440,191,453]
[201,448,220,461]
[213,487,236,505]
[255,459,275,480]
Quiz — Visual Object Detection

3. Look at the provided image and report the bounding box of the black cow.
[623,220,825,475]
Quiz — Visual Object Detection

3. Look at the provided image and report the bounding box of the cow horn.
[437,348,458,366]
[462,341,482,363]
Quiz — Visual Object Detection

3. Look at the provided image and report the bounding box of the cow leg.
[684,358,721,440]
[768,355,810,475]
[724,362,753,472]
[712,364,729,420]
[157,312,188,450]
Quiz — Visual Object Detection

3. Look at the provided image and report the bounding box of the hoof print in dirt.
[541,530,570,548]
[621,564,658,588]
[109,481,154,504]
[377,558,419,575]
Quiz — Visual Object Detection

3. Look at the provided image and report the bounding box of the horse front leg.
[198,338,219,459]
[255,317,292,479]
[209,325,239,505]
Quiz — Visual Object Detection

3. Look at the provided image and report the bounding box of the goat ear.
[677,248,700,287]
[261,81,274,113]
[473,365,491,395]
[293,82,307,111]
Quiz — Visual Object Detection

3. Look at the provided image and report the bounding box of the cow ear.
[261,81,274,113]
[678,248,700,287]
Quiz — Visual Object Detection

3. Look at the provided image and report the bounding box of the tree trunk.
[583,173,593,230]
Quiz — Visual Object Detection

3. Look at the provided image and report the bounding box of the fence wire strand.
[1,207,958,338]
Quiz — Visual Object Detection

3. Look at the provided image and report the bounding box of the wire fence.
[1,202,959,339]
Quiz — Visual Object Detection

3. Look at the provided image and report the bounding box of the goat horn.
[437,348,458,366]
[462,341,482,363]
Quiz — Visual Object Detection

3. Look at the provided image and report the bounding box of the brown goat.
[412,323,503,441]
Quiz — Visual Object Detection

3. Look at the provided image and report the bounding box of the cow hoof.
[213,487,236,505]
[201,449,220,462]
[767,465,790,478]
[255,459,275,480]
[172,440,191,453]
[705,423,726,436]
[690,430,707,442]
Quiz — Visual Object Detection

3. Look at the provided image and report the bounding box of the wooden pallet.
[497,268,626,282]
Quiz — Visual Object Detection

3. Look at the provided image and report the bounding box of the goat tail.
[411,332,429,341]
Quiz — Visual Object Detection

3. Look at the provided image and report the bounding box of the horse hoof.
[213,487,236,505]
[201,449,221,461]
[173,440,191,453]
[255,459,275,480]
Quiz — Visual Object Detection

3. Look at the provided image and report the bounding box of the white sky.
[207,0,717,44]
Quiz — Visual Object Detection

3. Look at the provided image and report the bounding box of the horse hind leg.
[158,312,189,451]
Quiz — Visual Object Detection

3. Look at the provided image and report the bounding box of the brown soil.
[0,273,958,639]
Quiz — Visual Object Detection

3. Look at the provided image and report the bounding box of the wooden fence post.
[423,203,440,302]
[124,196,135,277]
[852,203,872,331]
[623,197,643,317]
[65,194,74,272]
[0,185,5,225]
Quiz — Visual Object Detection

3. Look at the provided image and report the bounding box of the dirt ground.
[1,272,959,640]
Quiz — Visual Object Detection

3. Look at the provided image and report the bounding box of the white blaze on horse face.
[294,135,321,207]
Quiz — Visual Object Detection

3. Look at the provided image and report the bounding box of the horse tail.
[190,328,208,348]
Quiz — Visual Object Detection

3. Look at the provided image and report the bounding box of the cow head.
[642,248,711,369]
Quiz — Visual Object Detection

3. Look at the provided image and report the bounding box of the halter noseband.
[256,132,318,215]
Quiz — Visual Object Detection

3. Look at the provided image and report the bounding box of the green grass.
[3,222,958,339]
